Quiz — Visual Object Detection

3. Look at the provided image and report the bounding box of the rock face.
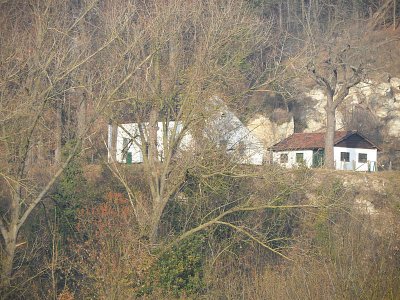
[247,114,294,148]
[303,88,345,133]
[301,78,400,138]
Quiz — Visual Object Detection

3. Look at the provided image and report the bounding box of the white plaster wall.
[116,123,143,163]
[111,121,265,165]
[114,122,190,163]
[272,150,313,168]
[333,147,378,171]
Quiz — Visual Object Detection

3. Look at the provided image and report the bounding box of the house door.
[126,152,132,164]
[312,149,324,168]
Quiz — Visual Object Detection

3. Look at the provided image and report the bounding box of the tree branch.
[333,70,362,109]
[164,203,319,250]
[0,216,8,241]
[215,221,292,260]
[307,63,334,96]
[17,142,79,230]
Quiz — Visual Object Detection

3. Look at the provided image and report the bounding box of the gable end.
[334,133,378,150]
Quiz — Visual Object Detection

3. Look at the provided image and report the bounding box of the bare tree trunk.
[301,0,306,21]
[325,99,336,169]
[148,108,161,244]
[54,99,63,164]
[314,0,319,22]
[109,121,118,162]
[394,0,397,30]
[77,92,86,142]
[148,109,159,168]
[38,138,44,163]
[1,231,17,289]
[150,200,164,244]
[1,190,20,289]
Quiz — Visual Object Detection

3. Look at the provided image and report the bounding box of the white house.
[204,103,265,165]
[269,131,380,171]
[108,121,192,164]
[108,100,265,165]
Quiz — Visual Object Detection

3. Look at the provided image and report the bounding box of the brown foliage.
[72,192,153,299]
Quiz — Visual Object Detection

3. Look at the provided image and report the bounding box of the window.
[358,153,368,163]
[296,153,304,163]
[122,137,130,151]
[122,138,131,160]
[340,152,350,162]
[280,153,288,163]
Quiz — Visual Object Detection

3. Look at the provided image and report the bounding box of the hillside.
[1,0,400,299]
[207,169,400,299]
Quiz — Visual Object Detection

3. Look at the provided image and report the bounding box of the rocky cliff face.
[299,77,400,137]
[247,114,294,148]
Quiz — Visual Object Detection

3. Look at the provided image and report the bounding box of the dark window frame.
[340,152,350,162]
[122,137,130,150]
[296,152,304,163]
[358,153,368,163]
[280,153,288,163]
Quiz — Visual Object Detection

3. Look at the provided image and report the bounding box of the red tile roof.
[269,131,355,151]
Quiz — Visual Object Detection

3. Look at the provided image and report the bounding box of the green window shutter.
[312,150,324,168]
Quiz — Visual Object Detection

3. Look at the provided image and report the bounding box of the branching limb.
[215,221,292,260]
[17,142,79,230]
[164,203,320,254]
[307,63,335,97]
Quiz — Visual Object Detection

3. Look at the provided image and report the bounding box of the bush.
[141,234,206,297]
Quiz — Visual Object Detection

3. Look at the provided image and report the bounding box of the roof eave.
[269,147,322,152]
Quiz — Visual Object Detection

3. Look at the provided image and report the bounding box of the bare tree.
[307,45,363,169]
[0,0,93,287]
[106,0,272,243]
[0,0,155,287]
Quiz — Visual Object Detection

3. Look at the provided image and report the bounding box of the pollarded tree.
[307,45,364,169]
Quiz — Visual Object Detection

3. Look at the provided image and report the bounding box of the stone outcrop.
[301,78,400,138]
[247,114,294,148]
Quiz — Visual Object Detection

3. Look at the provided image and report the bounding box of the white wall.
[116,123,143,163]
[333,147,377,171]
[114,122,190,163]
[110,120,265,165]
[272,150,314,168]
[273,147,378,171]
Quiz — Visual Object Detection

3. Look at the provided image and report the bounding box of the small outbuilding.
[269,131,380,171]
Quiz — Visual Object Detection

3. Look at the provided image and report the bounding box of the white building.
[269,131,380,171]
[108,101,265,165]
[205,104,265,165]
[108,121,192,164]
